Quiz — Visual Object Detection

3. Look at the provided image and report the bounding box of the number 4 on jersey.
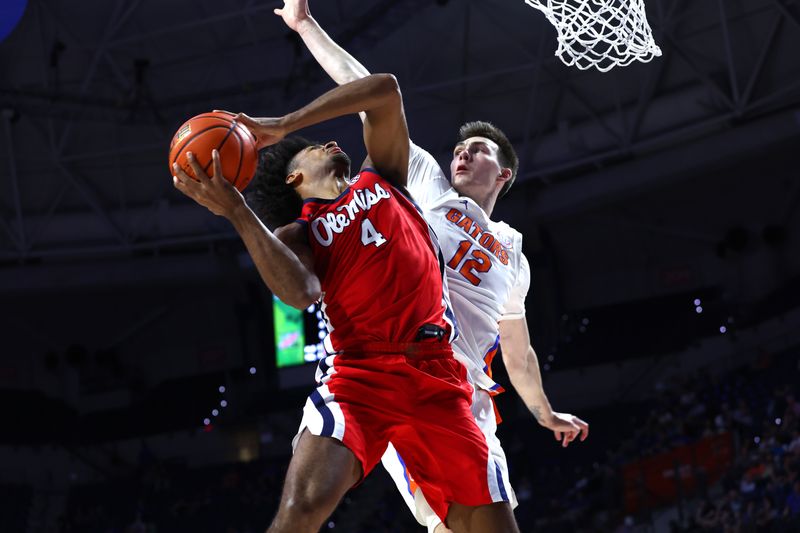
[447,240,492,285]
[360,218,387,247]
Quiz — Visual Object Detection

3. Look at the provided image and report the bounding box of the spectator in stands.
[694,498,718,530]
[756,494,777,529]
[789,429,800,454]
[784,480,800,523]
[740,498,758,532]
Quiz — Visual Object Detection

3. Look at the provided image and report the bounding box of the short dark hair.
[457,121,519,198]
[246,136,316,230]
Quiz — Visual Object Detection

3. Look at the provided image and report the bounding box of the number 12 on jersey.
[447,240,491,285]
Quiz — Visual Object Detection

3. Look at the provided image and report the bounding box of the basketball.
[168,111,259,191]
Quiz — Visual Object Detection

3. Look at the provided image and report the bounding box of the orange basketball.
[168,111,258,191]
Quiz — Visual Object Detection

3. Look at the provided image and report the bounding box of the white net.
[524,0,662,72]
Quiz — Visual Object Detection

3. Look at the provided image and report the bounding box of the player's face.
[450,136,506,200]
[292,141,351,190]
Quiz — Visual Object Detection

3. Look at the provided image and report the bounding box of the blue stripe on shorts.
[396,451,414,495]
[310,389,335,437]
[317,356,330,380]
[495,461,509,501]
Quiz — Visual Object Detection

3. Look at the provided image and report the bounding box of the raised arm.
[276,0,371,86]
[172,151,320,310]
[278,1,440,192]
[239,73,409,187]
[174,73,410,304]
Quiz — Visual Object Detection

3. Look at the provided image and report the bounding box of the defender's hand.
[172,150,245,219]
[274,0,313,33]
[541,412,589,448]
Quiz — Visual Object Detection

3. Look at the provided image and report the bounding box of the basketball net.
[523,0,662,72]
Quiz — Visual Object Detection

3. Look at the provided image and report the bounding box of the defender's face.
[450,136,505,199]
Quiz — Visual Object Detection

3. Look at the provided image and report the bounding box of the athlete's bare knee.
[433,523,453,533]
[269,493,331,533]
[269,431,360,533]
[273,465,354,528]
[268,481,333,531]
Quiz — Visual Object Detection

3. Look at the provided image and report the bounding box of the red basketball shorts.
[293,342,495,522]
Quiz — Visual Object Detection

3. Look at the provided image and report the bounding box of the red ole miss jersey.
[297,168,454,350]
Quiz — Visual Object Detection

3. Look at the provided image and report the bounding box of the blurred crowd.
[685,382,800,533]
[524,352,800,532]
[30,350,800,532]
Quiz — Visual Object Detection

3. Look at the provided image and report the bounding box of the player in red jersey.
[172,75,520,532]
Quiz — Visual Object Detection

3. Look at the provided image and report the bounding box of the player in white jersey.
[274,1,589,531]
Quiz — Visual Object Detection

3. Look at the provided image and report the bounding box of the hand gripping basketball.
[172,150,246,220]
[224,112,288,151]
[168,111,258,191]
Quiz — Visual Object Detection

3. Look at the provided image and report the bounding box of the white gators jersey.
[407,142,531,394]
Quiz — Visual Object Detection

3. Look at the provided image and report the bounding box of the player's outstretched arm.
[498,317,590,448]
[278,0,450,199]
[276,0,370,87]
[276,1,410,185]
[172,150,320,310]
[237,74,409,187]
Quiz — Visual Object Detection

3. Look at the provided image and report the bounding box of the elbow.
[286,291,320,311]
[372,73,402,103]
[304,288,322,308]
[339,63,370,85]
[281,280,321,311]
[502,351,527,378]
[296,281,322,310]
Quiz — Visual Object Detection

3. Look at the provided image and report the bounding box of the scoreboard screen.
[273,296,327,368]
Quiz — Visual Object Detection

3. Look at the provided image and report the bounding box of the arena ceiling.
[1,0,799,271]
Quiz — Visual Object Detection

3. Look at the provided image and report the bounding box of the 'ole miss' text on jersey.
[297,167,456,352]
